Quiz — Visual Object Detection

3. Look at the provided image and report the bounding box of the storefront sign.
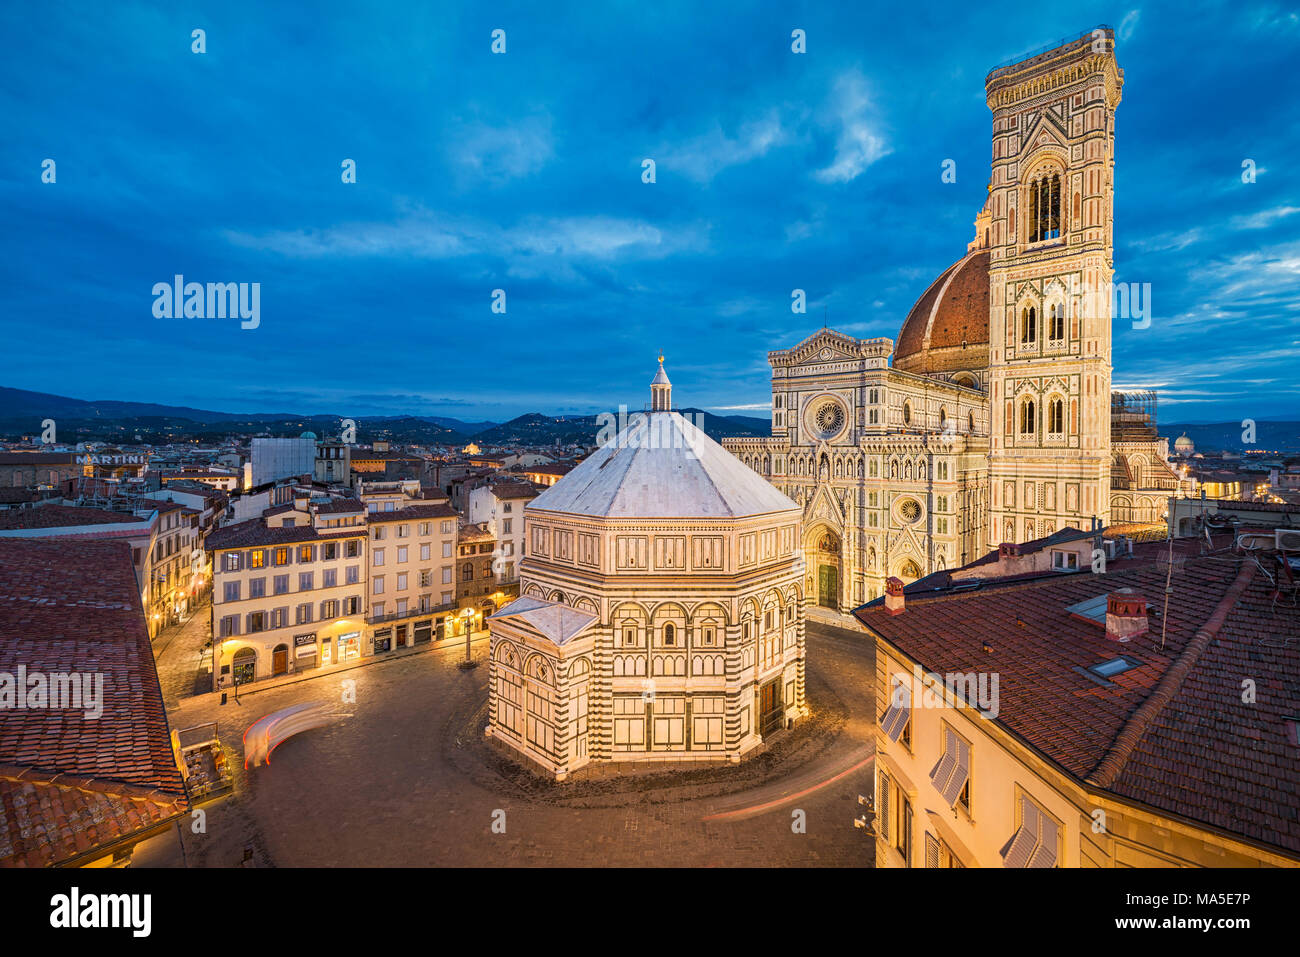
[293,632,317,647]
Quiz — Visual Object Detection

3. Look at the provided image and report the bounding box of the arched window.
[1019,398,1036,435]
[938,407,948,431]
[1029,172,1061,242]
[968,412,976,433]
[1048,398,1064,435]
[1049,302,1065,341]
[461,562,473,581]
[664,623,675,646]
[1021,306,1037,344]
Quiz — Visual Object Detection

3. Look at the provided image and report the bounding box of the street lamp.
[461,607,475,664]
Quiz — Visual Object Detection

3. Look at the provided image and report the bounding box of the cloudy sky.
[2,1,1297,424]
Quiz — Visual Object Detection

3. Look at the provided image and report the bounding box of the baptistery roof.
[893,248,990,376]
[529,410,798,521]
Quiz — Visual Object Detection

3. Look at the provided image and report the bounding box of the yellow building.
[856,536,1300,867]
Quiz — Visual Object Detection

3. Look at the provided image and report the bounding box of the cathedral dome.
[1174,432,1194,454]
[893,248,990,377]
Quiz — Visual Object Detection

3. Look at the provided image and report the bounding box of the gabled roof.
[490,596,598,646]
[529,411,799,520]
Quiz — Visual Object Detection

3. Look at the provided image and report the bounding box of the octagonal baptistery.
[486,359,808,780]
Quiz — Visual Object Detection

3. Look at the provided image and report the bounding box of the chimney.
[884,576,906,616]
[1105,588,1148,641]
[999,542,1020,558]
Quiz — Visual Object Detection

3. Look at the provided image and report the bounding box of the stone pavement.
[153,600,213,707]
[134,621,878,867]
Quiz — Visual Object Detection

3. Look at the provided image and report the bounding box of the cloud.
[656,111,791,184]
[1230,205,1300,230]
[1118,10,1141,42]
[812,70,891,184]
[223,211,707,264]
[450,114,555,184]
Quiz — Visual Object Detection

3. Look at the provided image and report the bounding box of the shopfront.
[337,630,362,661]
[294,632,318,670]
[232,648,256,685]
[374,628,393,653]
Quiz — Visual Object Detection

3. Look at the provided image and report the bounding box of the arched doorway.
[272,643,289,676]
[809,527,841,609]
[232,647,257,685]
[898,559,922,583]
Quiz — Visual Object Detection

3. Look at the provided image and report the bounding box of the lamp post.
[461,607,475,664]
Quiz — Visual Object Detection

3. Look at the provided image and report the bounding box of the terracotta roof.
[0,767,186,867]
[367,503,459,523]
[0,539,187,865]
[458,522,494,544]
[893,249,990,375]
[313,498,365,514]
[486,480,540,500]
[855,540,1300,856]
[0,505,144,531]
[206,517,364,550]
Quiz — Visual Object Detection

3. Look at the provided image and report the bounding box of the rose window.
[814,401,845,438]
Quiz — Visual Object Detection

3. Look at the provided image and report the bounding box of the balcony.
[366,602,456,626]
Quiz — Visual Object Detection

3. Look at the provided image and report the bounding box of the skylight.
[1089,656,1142,679]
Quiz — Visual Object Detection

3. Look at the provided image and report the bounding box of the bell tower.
[984,27,1123,545]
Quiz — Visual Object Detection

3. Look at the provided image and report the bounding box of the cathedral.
[723,28,1185,612]
[486,360,807,779]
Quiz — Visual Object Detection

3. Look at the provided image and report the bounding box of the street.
[135,619,878,867]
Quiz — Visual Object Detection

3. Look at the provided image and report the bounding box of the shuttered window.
[879,680,912,742]
[1002,793,1059,868]
[925,833,940,868]
[878,770,892,843]
[930,724,971,808]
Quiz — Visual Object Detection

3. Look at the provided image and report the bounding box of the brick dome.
[893,248,990,378]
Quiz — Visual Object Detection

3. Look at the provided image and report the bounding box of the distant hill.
[1163,420,1300,455]
[472,408,770,447]
[0,386,474,444]
[0,386,773,447]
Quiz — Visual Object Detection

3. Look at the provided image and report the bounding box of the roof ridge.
[677,412,734,517]
[1086,559,1256,789]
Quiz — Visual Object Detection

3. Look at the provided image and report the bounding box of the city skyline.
[3,1,1298,422]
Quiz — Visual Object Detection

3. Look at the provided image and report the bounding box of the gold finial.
[658,351,664,365]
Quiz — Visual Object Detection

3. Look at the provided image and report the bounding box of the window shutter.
[930,727,958,794]
[880,682,912,742]
[925,833,940,869]
[1003,797,1040,868]
[1028,811,1059,868]
[878,771,892,843]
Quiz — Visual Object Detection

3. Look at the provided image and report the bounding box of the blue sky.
[2,0,1298,424]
